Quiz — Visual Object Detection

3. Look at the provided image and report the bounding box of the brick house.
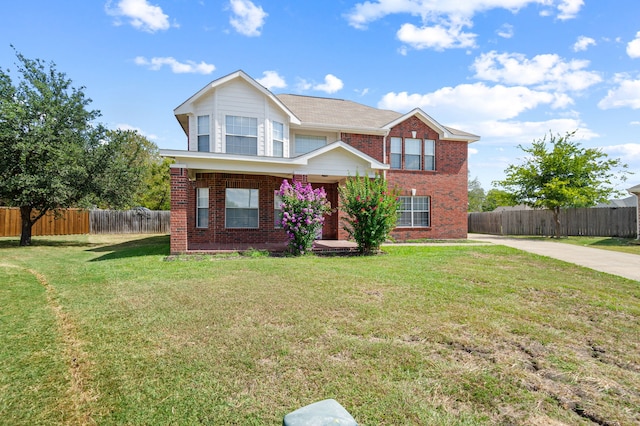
[160,70,479,253]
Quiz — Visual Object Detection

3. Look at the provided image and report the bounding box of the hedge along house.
[160,70,480,254]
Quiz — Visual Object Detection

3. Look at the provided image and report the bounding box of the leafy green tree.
[483,189,515,212]
[89,129,169,210]
[339,172,400,254]
[0,49,148,245]
[494,131,629,237]
[135,157,172,210]
[468,176,486,212]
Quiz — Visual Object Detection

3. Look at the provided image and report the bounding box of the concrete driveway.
[468,234,640,282]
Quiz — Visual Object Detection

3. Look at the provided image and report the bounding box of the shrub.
[339,172,400,254]
[278,180,331,255]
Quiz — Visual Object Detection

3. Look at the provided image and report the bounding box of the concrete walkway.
[468,234,640,282]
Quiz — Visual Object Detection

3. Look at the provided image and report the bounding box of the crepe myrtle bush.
[339,172,400,254]
[278,179,331,255]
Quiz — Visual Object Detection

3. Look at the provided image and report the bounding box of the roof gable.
[384,108,480,142]
[174,70,300,124]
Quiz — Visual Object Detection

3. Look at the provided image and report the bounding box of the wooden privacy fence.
[468,207,637,238]
[0,208,89,237]
[0,207,170,237]
[90,209,170,234]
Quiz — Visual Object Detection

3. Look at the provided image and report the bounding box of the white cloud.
[598,77,640,109]
[603,143,640,161]
[313,74,344,94]
[343,0,583,56]
[626,31,640,58]
[471,118,596,142]
[229,0,267,37]
[468,147,479,155]
[472,51,602,91]
[256,70,286,90]
[105,0,171,32]
[496,24,514,39]
[573,35,596,52]
[134,56,215,74]
[397,18,476,51]
[557,0,583,20]
[378,82,570,121]
[115,123,159,140]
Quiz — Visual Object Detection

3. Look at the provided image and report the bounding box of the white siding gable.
[187,79,290,156]
[302,147,372,176]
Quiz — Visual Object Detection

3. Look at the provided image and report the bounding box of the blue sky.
[2,0,639,193]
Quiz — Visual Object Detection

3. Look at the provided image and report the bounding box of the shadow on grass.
[587,237,636,247]
[88,235,170,262]
[0,237,103,249]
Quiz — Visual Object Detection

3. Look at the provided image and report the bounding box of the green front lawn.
[1,234,638,425]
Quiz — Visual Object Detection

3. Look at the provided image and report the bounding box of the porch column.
[170,165,189,253]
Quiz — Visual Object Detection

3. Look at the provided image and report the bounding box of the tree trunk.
[19,206,34,246]
[552,206,561,239]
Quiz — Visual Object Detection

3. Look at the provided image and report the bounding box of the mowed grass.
[1,235,639,425]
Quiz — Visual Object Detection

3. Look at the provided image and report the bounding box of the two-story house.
[160,70,479,253]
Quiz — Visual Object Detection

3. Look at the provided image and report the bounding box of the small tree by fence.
[468,207,637,238]
[0,207,170,237]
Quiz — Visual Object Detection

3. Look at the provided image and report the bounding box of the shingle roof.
[276,94,478,142]
[276,94,402,130]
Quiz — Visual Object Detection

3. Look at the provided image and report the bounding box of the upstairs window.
[273,121,284,157]
[390,137,402,169]
[389,137,436,171]
[226,116,257,155]
[295,135,326,155]
[197,115,210,152]
[424,139,435,170]
[397,196,430,227]
[405,138,422,170]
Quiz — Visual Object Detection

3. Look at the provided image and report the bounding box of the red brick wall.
[185,173,288,250]
[170,167,188,253]
[386,117,469,240]
[341,133,384,162]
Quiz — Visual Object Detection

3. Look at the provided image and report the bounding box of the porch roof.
[161,141,389,182]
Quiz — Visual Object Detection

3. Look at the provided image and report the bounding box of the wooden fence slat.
[468,207,637,238]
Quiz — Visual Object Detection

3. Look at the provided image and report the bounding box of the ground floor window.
[196,187,209,228]
[225,188,259,228]
[274,191,283,228]
[397,196,430,227]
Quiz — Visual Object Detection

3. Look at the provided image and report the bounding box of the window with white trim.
[405,138,422,170]
[424,139,435,170]
[390,137,402,169]
[196,187,209,228]
[389,137,436,170]
[273,121,284,157]
[197,115,210,152]
[397,196,430,227]
[274,191,283,228]
[225,188,259,228]
[294,135,326,155]
[226,115,258,155]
